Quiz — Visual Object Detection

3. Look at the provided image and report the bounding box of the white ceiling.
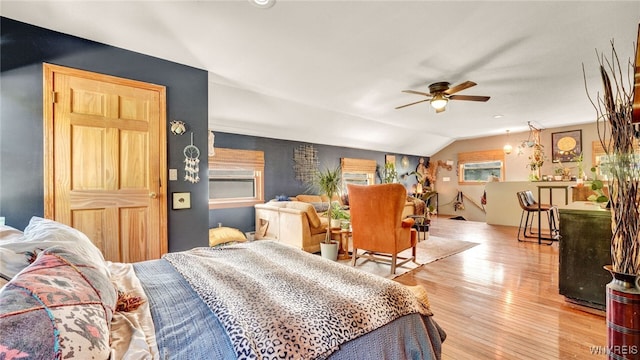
[2,1,639,156]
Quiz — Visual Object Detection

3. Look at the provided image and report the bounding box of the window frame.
[208,148,265,209]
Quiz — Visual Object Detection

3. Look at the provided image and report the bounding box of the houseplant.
[585,38,640,355]
[309,166,342,260]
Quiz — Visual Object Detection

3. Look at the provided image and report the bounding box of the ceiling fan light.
[430,94,448,110]
[249,0,276,9]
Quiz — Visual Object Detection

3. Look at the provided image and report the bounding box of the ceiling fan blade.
[402,89,432,97]
[435,106,446,114]
[444,81,477,95]
[395,99,430,109]
[449,94,490,102]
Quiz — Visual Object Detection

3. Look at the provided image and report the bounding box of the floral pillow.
[0,246,117,359]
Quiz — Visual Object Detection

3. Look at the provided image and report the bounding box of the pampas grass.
[584,40,640,275]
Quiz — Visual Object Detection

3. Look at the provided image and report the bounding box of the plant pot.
[340,220,350,230]
[330,219,341,229]
[320,241,339,261]
[604,265,640,359]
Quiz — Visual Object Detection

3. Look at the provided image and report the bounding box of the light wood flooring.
[394,216,607,360]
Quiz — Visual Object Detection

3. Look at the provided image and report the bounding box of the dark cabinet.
[558,202,612,310]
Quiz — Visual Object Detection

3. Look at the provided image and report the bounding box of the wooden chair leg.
[390,253,397,275]
[351,248,358,266]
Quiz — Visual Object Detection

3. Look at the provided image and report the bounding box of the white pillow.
[0,225,23,242]
[0,225,25,281]
[0,217,108,280]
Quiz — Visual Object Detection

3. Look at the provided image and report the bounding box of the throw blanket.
[163,241,431,360]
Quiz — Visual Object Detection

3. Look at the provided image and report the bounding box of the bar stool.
[516,190,559,243]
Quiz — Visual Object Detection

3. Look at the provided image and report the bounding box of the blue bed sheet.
[133,259,445,360]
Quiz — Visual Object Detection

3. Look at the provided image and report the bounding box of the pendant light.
[503,130,513,154]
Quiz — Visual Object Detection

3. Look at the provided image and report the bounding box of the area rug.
[338,236,478,279]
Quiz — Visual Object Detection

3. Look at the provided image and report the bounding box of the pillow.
[0,225,25,282]
[0,225,23,242]
[0,217,109,282]
[0,246,117,359]
[209,227,247,247]
[310,202,329,213]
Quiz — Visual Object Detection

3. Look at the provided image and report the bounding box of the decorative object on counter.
[575,153,585,181]
[208,130,215,156]
[183,132,200,183]
[293,144,319,184]
[584,32,640,356]
[169,120,186,135]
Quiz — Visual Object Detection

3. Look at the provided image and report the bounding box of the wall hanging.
[183,132,200,183]
[293,144,318,183]
[169,120,186,135]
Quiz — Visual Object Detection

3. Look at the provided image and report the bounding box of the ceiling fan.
[395,81,490,113]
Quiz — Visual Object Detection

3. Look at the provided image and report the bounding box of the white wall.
[428,121,601,222]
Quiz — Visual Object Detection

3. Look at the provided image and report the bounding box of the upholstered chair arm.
[401,218,415,228]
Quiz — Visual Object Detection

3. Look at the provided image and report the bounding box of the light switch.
[443,177,451,182]
[169,169,178,181]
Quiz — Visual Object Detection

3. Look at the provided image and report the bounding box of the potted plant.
[380,162,399,184]
[527,143,546,181]
[330,201,351,229]
[585,38,639,356]
[309,166,342,260]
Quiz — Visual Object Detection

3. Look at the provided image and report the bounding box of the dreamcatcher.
[183,132,200,183]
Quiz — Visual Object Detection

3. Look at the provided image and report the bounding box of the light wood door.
[43,64,167,263]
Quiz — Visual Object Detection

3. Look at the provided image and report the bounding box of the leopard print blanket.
[163,240,431,360]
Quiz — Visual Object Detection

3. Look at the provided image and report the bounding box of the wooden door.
[43,64,167,263]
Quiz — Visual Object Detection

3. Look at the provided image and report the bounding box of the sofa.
[254,201,328,253]
[291,194,420,219]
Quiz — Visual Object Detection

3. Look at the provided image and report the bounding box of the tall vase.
[604,265,640,359]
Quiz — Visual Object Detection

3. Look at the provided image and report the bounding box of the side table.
[331,228,352,260]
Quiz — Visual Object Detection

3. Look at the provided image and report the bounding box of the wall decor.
[385,154,396,164]
[172,192,191,210]
[552,130,582,162]
[293,144,319,183]
[183,132,200,183]
[169,120,186,135]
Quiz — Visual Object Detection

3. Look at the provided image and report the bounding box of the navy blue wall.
[0,17,209,252]
[1,16,428,251]
[210,132,426,233]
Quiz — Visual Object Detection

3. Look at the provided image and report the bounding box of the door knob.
[149,192,158,199]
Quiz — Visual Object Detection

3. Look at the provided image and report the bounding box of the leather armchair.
[347,183,417,274]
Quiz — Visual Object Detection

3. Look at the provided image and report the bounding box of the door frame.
[42,63,168,256]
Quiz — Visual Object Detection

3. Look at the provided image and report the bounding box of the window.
[209,148,264,209]
[458,150,505,184]
[341,158,376,192]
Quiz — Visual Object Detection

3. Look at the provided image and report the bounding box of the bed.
[0,217,445,359]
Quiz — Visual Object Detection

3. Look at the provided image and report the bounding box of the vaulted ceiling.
[2,1,638,156]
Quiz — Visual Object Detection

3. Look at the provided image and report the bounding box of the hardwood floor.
[394,216,607,360]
